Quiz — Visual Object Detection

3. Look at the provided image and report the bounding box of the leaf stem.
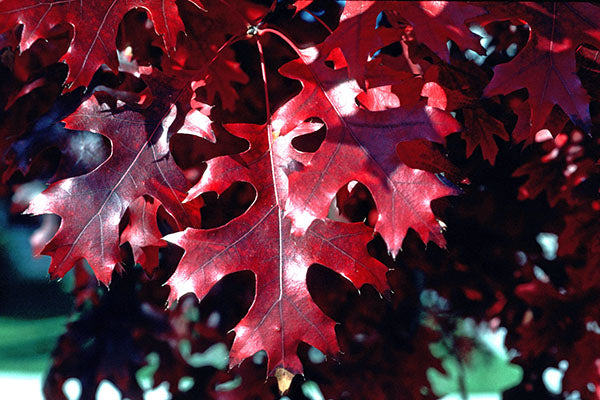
[257,27,304,61]
[256,38,272,124]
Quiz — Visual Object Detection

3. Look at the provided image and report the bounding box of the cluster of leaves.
[1,1,599,399]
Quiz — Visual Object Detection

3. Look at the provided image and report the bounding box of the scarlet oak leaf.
[478,2,600,136]
[383,1,485,63]
[422,60,490,112]
[513,131,596,207]
[462,107,509,164]
[121,196,166,275]
[396,140,463,183]
[356,85,400,111]
[0,0,193,88]
[171,0,261,111]
[324,1,386,89]
[165,123,388,374]
[364,55,423,107]
[271,45,460,254]
[26,70,199,284]
[326,2,484,87]
[419,66,507,164]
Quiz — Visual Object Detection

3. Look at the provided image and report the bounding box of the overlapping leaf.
[166,122,388,374]
[0,0,196,88]
[170,0,269,110]
[324,1,485,87]
[476,2,600,136]
[272,42,460,254]
[120,196,166,275]
[26,70,201,283]
[513,130,597,207]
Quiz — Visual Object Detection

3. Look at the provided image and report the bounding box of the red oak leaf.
[509,99,571,146]
[270,43,460,254]
[356,85,400,111]
[477,2,600,136]
[0,0,195,88]
[25,69,200,283]
[323,1,387,89]
[507,96,535,144]
[165,123,388,374]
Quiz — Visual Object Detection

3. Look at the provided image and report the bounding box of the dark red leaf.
[273,41,460,253]
[166,123,388,374]
[0,0,200,88]
[25,69,201,283]
[477,3,600,136]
